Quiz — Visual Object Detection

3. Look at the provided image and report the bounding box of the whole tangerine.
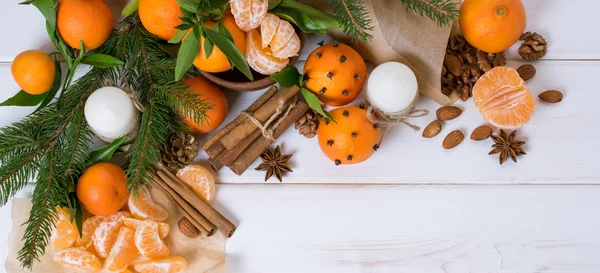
[57,0,114,50]
[459,0,526,53]
[317,106,381,165]
[11,50,55,95]
[139,0,183,40]
[77,162,129,216]
[181,77,228,133]
[191,13,246,73]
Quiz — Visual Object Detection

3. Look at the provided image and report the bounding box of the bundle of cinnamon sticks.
[202,85,308,175]
[154,169,236,238]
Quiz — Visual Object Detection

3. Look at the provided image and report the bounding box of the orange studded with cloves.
[303,41,367,106]
[317,106,381,165]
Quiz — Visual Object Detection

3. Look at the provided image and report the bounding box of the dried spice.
[255,145,293,182]
[160,131,199,171]
[538,90,563,103]
[295,110,320,138]
[517,64,536,81]
[519,32,547,60]
[489,129,527,165]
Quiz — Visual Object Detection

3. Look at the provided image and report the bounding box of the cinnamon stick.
[219,85,301,151]
[230,100,309,175]
[154,175,217,236]
[219,129,262,167]
[153,180,210,236]
[202,86,278,157]
[157,169,237,238]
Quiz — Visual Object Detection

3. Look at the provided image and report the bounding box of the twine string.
[366,90,429,132]
[241,98,297,141]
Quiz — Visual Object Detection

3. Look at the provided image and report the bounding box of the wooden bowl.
[200,30,307,92]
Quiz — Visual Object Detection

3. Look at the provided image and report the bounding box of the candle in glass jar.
[366,62,418,113]
[84,86,139,142]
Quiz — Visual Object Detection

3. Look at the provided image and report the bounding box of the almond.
[422,120,442,138]
[436,106,462,121]
[443,130,464,149]
[178,217,200,238]
[444,55,462,76]
[517,64,536,81]
[470,125,493,141]
[538,90,563,103]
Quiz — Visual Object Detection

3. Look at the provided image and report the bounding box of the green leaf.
[203,33,214,58]
[277,0,339,30]
[180,6,196,17]
[177,0,201,12]
[87,136,129,165]
[0,91,46,107]
[122,0,140,16]
[169,29,187,44]
[175,25,201,81]
[34,60,62,112]
[159,43,181,58]
[204,28,253,81]
[301,88,336,123]
[81,54,124,68]
[23,0,57,33]
[271,66,300,88]
[268,0,283,10]
[271,6,327,34]
[201,0,229,7]
[217,24,234,42]
[175,23,194,30]
[75,200,83,237]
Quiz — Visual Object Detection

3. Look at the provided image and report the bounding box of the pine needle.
[329,0,374,42]
[400,0,459,27]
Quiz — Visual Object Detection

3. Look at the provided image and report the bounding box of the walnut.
[477,51,507,72]
[519,32,547,60]
[295,110,319,138]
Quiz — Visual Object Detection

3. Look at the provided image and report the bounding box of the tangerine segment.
[123,217,170,239]
[135,219,170,259]
[93,212,128,258]
[53,248,101,272]
[230,0,268,32]
[260,14,279,49]
[270,20,295,53]
[76,216,105,249]
[134,256,188,273]
[128,190,169,221]
[473,66,535,129]
[52,207,78,250]
[246,30,289,75]
[105,226,139,272]
[272,33,300,59]
[176,165,215,204]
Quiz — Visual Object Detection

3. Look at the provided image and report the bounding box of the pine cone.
[160,131,199,171]
[295,110,319,138]
[518,32,547,60]
[477,50,507,72]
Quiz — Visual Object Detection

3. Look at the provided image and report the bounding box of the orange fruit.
[128,190,169,221]
[139,0,183,40]
[57,0,114,50]
[230,0,268,32]
[123,217,170,239]
[52,207,78,250]
[176,165,215,203]
[11,50,56,95]
[303,42,367,106]
[134,256,187,273]
[473,66,535,129]
[75,216,105,250]
[317,106,382,165]
[134,219,170,259]
[459,0,526,53]
[180,77,228,134]
[105,226,139,272]
[260,14,301,59]
[77,162,129,216]
[191,14,246,73]
[246,29,289,75]
[93,211,130,258]
[53,248,101,271]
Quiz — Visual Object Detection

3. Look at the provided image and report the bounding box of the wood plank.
[0,60,598,184]
[0,0,598,62]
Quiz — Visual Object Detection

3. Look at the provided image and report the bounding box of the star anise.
[489,129,527,165]
[255,145,293,182]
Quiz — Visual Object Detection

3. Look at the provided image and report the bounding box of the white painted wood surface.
[1,0,600,273]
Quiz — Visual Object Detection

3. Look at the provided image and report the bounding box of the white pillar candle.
[84,86,139,142]
[366,62,418,113]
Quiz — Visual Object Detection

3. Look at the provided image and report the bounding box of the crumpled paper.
[5,186,226,273]
[303,0,460,105]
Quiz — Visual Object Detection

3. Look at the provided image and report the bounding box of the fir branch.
[329,0,374,42]
[400,0,459,27]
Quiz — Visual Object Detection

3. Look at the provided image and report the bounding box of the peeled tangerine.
[52,207,78,250]
[473,66,535,129]
[230,0,268,32]
[53,248,101,272]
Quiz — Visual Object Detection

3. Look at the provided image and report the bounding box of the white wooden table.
[2,1,600,272]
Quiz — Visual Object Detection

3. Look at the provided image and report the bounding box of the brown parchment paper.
[5,187,226,273]
[303,0,460,105]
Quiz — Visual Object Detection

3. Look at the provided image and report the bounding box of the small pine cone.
[519,32,547,60]
[295,110,319,138]
[477,51,507,72]
[160,131,199,171]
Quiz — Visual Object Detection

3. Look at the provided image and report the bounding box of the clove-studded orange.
[317,106,381,165]
[303,41,367,106]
